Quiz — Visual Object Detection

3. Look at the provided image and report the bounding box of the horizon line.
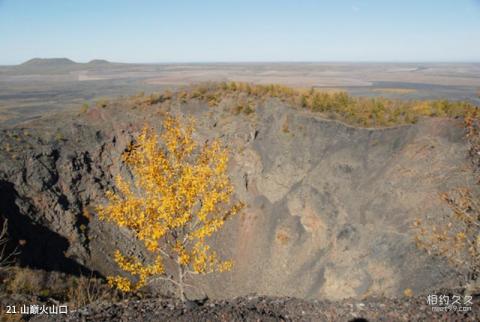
[1,58,480,66]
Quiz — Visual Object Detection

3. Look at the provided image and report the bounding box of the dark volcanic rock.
[0,97,476,301]
[31,292,480,322]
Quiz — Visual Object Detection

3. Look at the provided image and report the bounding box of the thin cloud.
[352,5,360,12]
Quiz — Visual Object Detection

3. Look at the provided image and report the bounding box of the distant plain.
[0,59,479,126]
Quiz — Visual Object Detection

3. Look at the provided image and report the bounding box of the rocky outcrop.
[0,97,475,300]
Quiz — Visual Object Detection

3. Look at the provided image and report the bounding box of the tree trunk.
[178,264,186,302]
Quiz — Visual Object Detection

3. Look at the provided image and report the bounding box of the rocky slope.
[31,291,480,322]
[0,92,476,304]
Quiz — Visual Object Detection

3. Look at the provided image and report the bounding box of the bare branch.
[185,270,200,276]
[148,276,195,289]
[0,219,19,267]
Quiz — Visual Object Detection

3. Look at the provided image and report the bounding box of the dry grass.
[79,102,90,114]
[413,112,480,286]
[413,188,480,282]
[282,118,290,133]
[66,274,122,310]
[2,267,122,310]
[4,267,44,295]
[128,82,478,128]
[0,311,23,322]
[95,98,109,109]
[0,219,18,268]
[276,231,291,245]
[233,101,255,115]
[466,110,480,174]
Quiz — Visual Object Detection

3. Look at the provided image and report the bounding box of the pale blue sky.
[0,0,479,65]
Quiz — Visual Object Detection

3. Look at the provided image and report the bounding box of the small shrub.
[95,98,109,109]
[233,104,244,115]
[465,110,480,173]
[206,93,220,107]
[1,219,18,268]
[55,131,65,142]
[162,90,173,101]
[404,288,414,297]
[5,267,42,294]
[67,275,121,310]
[282,118,290,133]
[413,188,480,283]
[2,267,121,308]
[243,103,255,115]
[178,91,188,103]
[80,102,89,113]
[300,95,308,108]
[276,231,290,245]
[148,92,162,105]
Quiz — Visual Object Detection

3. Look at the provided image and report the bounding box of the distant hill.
[9,58,116,74]
[87,59,111,65]
[12,57,80,74]
[19,58,114,67]
[20,57,78,67]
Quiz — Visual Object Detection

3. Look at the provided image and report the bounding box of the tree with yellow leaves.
[97,116,243,301]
